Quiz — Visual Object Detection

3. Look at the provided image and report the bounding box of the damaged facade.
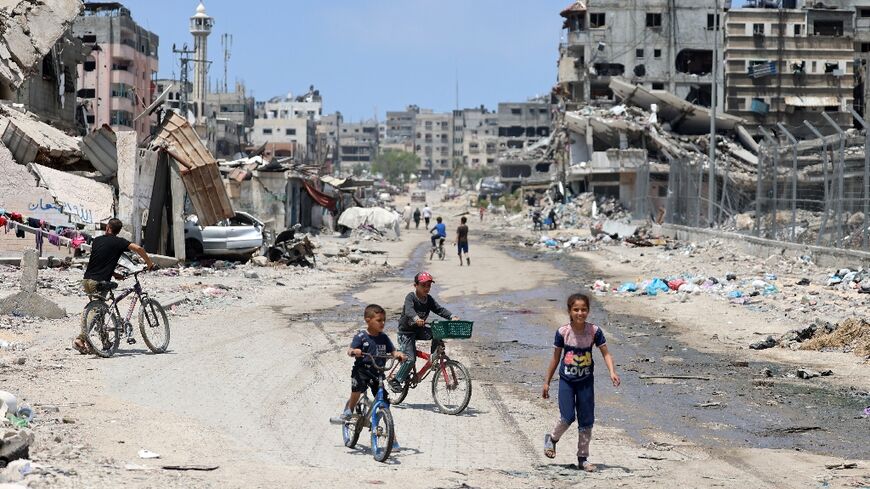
[557,0,724,107]
[72,2,159,142]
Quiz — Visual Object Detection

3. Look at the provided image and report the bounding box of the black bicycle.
[81,265,170,358]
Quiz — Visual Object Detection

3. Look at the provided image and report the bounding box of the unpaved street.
[2,199,869,488]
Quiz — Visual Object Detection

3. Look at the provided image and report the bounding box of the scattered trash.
[749,336,777,350]
[161,464,219,471]
[796,368,821,379]
[137,449,160,459]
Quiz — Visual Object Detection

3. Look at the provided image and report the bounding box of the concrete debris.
[750,336,777,350]
[0,0,82,93]
[0,104,83,166]
[0,428,33,465]
[0,250,65,319]
[28,163,114,224]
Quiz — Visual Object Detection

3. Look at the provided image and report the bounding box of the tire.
[185,239,203,260]
[390,379,411,405]
[370,406,395,462]
[438,247,445,261]
[342,400,368,448]
[431,359,472,415]
[82,301,120,358]
[139,298,170,353]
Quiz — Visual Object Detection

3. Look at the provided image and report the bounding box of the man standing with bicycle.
[389,271,458,393]
[74,218,154,354]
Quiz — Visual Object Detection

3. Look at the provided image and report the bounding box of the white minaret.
[190,1,213,123]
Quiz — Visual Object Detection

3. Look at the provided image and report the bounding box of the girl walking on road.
[542,293,620,472]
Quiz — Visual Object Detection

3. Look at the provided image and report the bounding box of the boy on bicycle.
[430,216,446,249]
[389,272,458,392]
[330,304,406,424]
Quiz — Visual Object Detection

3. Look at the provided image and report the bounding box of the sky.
[116,0,570,122]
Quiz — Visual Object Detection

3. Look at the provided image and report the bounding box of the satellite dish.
[134,83,173,122]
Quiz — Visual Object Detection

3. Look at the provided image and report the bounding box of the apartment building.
[338,120,379,168]
[497,101,551,151]
[452,107,499,168]
[723,5,855,130]
[557,0,723,107]
[256,86,323,122]
[414,111,452,176]
[72,2,159,142]
[204,87,255,159]
[385,105,419,143]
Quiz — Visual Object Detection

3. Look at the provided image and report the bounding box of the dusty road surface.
[2,198,868,488]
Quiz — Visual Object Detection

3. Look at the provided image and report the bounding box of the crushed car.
[184,211,265,261]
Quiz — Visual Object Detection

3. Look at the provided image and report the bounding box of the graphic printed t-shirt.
[350,330,395,368]
[456,224,468,244]
[83,234,132,282]
[554,323,606,383]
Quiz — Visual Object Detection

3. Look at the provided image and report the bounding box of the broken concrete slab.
[0,104,82,165]
[0,428,33,464]
[0,249,65,319]
[28,163,114,225]
[0,0,83,93]
[601,220,638,238]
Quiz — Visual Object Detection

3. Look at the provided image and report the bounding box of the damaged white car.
[184,211,265,260]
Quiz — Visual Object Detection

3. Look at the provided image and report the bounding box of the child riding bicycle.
[389,271,458,393]
[331,304,405,424]
[429,216,446,250]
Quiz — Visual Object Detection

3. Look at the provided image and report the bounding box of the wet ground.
[301,236,869,461]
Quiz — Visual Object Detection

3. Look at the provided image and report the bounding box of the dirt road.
[3,201,868,488]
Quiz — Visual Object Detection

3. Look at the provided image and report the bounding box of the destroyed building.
[72,2,159,142]
[415,111,451,176]
[204,85,255,159]
[557,0,725,107]
[253,87,323,164]
[724,5,856,132]
[339,120,379,171]
[452,106,499,168]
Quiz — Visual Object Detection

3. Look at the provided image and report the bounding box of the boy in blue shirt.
[330,304,406,424]
[430,216,447,248]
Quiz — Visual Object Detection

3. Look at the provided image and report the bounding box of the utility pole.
[172,43,196,118]
[707,0,719,226]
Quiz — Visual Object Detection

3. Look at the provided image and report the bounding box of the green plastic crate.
[431,320,473,340]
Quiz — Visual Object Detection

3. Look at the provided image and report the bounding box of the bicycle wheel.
[342,400,368,448]
[431,359,472,415]
[389,379,411,405]
[370,406,394,462]
[82,301,120,358]
[138,298,170,353]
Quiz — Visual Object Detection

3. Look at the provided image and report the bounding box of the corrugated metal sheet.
[80,125,118,177]
[150,111,233,226]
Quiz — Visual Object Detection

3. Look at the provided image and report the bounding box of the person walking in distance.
[422,204,432,228]
[455,216,470,266]
[403,203,412,230]
[542,293,620,472]
[479,205,485,222]
[548,208,558,230]
[413,207,421,229]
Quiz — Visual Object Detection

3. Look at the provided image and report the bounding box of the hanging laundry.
[48,233,61,247]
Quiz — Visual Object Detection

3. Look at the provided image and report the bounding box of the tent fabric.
[303,180,337,211]
[337,206,401,237]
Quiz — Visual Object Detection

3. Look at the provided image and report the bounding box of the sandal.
[544,434,557,458]
[579,460,597,472]
[72,337,91,355]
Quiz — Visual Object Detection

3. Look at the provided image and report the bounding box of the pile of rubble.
[751,317,870,359]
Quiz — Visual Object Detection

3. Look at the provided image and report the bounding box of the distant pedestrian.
[456,216,470,266]
[542,293,620,472]
[422,204,432,227]
[548,208,558,230]
[532,209,542,231]
[403,204,412,230]
[413,208,421,229]
[479,206,485,222]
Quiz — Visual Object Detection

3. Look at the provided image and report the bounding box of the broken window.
[510,108,521,115]
[636,48,645,59]
[753,23,765,36]
[41,54,57,81]
[794,24,802,36]
[262,128,273,134]
[862,43,870,53]
[81,34,97,43]
[652,82,664,90]
[525,127,536,137]
[634,64,646,77]
[791,61,806,74]
[537,127,550,137]
[63,67,75,93]
[110,110,133,127]
[535,162,552,173]
[814,20,843,37]
[825,62,839,74]
[84,57,96,71]
[593,63,625,76]
[675,49,712,75]
[590,13,606,28]
[285,128,296,135]
[707,14,720,31]
[77,88,96,98]
[654,48,662,58]
[646,13,662,28]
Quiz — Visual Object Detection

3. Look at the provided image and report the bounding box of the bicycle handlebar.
[357,352,399,371]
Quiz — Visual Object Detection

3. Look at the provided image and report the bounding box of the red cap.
[415,271,434,284]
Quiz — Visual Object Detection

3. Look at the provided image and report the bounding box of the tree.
[371,149,420,185]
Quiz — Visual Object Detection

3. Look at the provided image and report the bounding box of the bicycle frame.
[101,273,150,330]
[396,347,452,386]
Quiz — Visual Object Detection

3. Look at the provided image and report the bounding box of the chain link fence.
[638,123,870,252]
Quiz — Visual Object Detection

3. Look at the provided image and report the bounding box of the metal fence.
[632,120,870,252]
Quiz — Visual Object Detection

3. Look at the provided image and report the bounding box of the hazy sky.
[116,1,569,121]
